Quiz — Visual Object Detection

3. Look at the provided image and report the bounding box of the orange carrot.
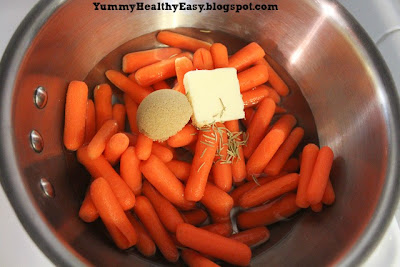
[201,182,233,216]
[151,142,173,163]
[94,84,113,131]
[90,178,137,249]
[127,73,154,91]
[123,132,138,146]
[134,196,179,262]
[193,48,214,70]
[79,187,99,223]
[185,129,218,202]
[104,133,129,165]
[157,31,212,52]
[77,146,136,210]
[247,114,297,176]
[242,107,255,128]
[140,154,195,210]
[122,47,182,73]
[264,127,304,176]
[201,222,232,237]
[212,123,232,192]
[239,173,299,208]
[112,104,126,132]
[237,193,300,229]
[125,212,156,257]
[210,43,229,68]
[106,70,152,104]
[182,209,208,226]
[228,42,266,72]
[142,181,185,233]
[242,87,269,108]
[84,99,96,144]
[167,124,198,148]
[152,80,171,90]
[224,120,247,182]
[230,227,270,247]
[123,93,139,134]
[120,146,142,195]
[261,85,281,104]
[87,119,119,159]
[311,203,323,212]
[238,64,269,93]
[275,106,287,114]
[322,179,335,205]
[181,249,220,267]
[63,81,88,151]
[255,58,289,96]
[296,144,319,208]
[135,52,192,87]
[176,223,252,266]
[175,57,194,94]
[243,98,276,159]
[166,160,191,181]
[282,158,300,173]
[209,211,230,224]
[307,146,334,205]
[135,133,153,161]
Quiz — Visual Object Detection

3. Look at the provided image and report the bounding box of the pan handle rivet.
[30,130,44,153]
[33,86,48,109]
[40,178,55,198]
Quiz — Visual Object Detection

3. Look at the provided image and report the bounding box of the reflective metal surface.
[34,86,48,109]
[0,0,399,266]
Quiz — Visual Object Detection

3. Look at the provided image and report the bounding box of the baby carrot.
[242,86,269,108]
[94,84,113,131]
[127,73,154,91]
[151,142,173,163]
[209,211,230,224]
[282,158,300,173]
[90,178,137,249]
[239,173,299,208]
[134,196,179,262]
[201,222,232,237]
[243,98,276,159]
[275,106,287,114]
[193,48,214,70]
[181,209,208,226]
[167,124,198,148]
[296,144,319,208]
[311,203,323,212]
[166,160,191,181]
[261,85,281,104]
[63,81,88,151]
[201,182,234,217]
[238,64,269,93]
[112,104,126,132]
[104,133,129,165]
[242,107,255,128]
[230,226,270,248]
[135,52,192,87]
[247,114,297,176]
[176,223,252,266]
[264,127,304,176]
[307,146,334,205]
[185,129,218,202]
[77,146,136,210]
[237,193,300,229]
[124,93,139,134]
[228,42,266,71]
[175,57,194,94]
[210,43,228,68]
[142,181,185,233]
[84,99,96,144]
[140,154,195,210]
[224,120,247,182]
[255,58,289,96]
[120,146,142,195]
[122,47,182,73]
[79,187,99,223]
[135,133,153,161]
[212,123,232,192]
[181,249,220,267]
[125,212,156,257]
[322,179,335,205]
[157,31,212,52]
[152,80,170,90]
[87,119,119,159]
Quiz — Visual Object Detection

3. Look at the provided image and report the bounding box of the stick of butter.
[183,68,245,128]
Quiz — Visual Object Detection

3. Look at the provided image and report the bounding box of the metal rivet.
[40,178,55,198]
[33,86,48,109]
[30,130,44,153]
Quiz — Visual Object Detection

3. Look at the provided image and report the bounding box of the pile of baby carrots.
[63,30,335,266]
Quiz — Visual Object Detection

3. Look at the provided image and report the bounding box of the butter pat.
[183,68,245,128]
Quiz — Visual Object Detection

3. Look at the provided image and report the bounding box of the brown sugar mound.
[137,89,193,141]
